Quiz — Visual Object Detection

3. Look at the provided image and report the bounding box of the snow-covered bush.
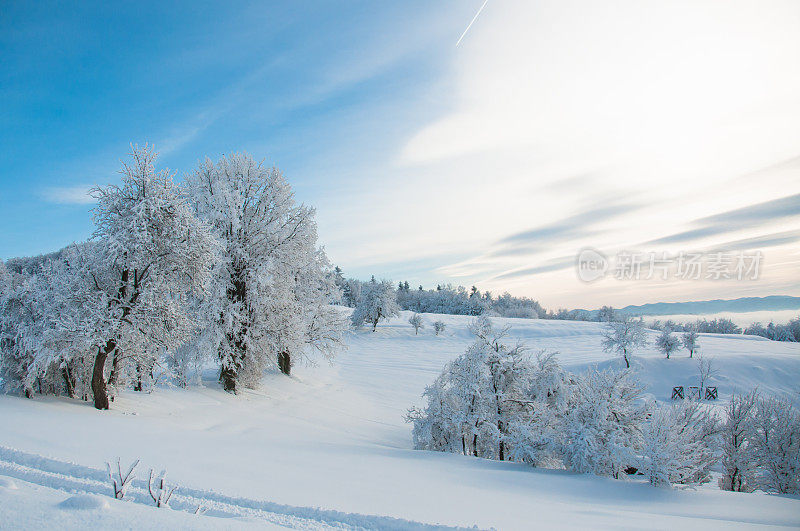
[601,316,647,368]
[655,329,680,359]
[752,396,800,494]
[504,351,571,467]
[639,400,718,487]
[187,152,346,387]
[408,313,424,335]
[719,390,759,492]
[560,368,647,478]
[350,277,399,332]
[433,320,446,336]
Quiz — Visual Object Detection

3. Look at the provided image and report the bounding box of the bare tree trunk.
[92,343,112,410]
[278,352,291,375]
[108,349,120,386]
[220,365,237,393]
[62,364,75,399]
[220,265,247,393]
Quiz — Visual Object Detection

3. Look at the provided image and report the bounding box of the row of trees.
[650,316,800,342]
[0,147,347,409]
[334,273,547,320]
[408,317,799,492]
[600,316,699,368]
[743,318,800,342]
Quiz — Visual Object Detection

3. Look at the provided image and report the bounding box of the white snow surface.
[1,311,799,530]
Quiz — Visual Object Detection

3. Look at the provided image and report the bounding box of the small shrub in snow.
[655,329,680,359]
[408,313,424,335]
[148,469,177,508]
[433,321,446,336]
[107,458,139,500]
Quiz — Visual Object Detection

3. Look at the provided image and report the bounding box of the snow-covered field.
[1,312,799,530]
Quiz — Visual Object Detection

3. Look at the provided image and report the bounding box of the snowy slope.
[1,312,799,530]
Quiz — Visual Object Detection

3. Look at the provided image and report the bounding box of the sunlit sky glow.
[1,1,799,309]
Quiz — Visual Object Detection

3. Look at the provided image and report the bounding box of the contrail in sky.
[456,0,489,47]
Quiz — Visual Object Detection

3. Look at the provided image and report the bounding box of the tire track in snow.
[0,446,478,531]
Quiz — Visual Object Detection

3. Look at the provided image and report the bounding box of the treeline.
[333,271,591,321]
[648,316,800,342]
[0,147,347,410]
[408,317,800,493]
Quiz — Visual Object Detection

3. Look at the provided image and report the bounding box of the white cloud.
[41,184,96,205]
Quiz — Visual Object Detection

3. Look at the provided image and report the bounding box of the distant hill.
[603,295,800,317]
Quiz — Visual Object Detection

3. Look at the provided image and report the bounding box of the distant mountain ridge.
[597,295,800,317]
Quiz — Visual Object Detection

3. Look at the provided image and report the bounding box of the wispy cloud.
[500,203,640,246]
[701,193,800,225]
[491,257,574,280]
[40,184,96,205]
[708,230,800,253]
[647,193,800,246]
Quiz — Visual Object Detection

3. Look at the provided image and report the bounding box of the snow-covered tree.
[639,400,718,487]
[719,390,758,492]
[0,260,10,299]
[408,317,520,459]
[407,373,463,454]
[0,265,39,396]
[696,353,716,398]
[655,329,680,359]
[504,351,571,467]
[460,316,532,461]
[433,320,446,336]
[597,305,616,322]
[187,153,346,389]
[561,368,647,478]
[752,396,800,494]
[408,313,424,335]
[79,145,218,409]
[16,248,100,399]
[601,316,647,368]
[682,328,699,357]
[350,278,399,332]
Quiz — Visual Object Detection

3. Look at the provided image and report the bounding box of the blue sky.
[2,1,800,308]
